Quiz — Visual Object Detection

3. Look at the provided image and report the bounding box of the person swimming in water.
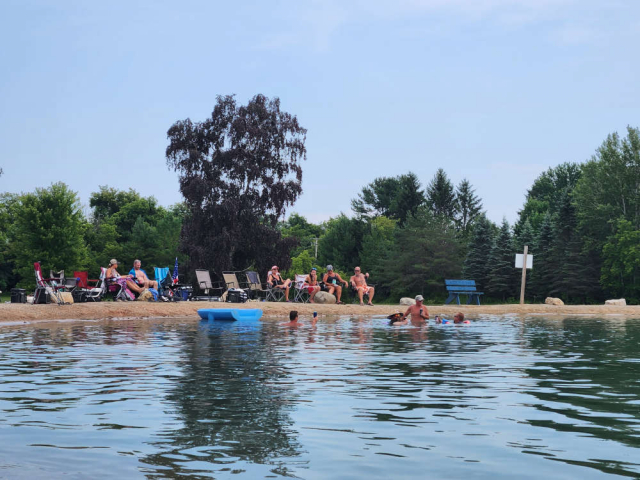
[436,312,469,324]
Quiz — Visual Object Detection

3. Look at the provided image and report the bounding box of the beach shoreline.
[1,301,639,325]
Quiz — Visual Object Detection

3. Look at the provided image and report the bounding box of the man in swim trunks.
[350,266,375,306]
[401,295,429,325]
[129,259,158,290]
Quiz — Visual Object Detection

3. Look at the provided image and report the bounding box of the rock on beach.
[545,297,564,306]
[399,297,416,306]
[605,298,626,306]
[314,291,336,304]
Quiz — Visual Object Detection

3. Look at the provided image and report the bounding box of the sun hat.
[109,259,119,266]
[326,265,333,271]
[271,265,278,270]
[415,295,424,302]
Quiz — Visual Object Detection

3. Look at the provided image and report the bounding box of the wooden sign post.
[515,246,533,305]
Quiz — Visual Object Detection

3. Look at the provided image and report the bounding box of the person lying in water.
[435,312,470,324]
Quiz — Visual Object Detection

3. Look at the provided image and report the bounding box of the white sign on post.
[515,253,533,269]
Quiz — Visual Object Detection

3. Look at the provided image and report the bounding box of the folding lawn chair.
[34,262,64,305]
[245,271,267,300]
[222,271,251,298]
[154,267,175,298]
[194,269,224,301]
[293,274,310,303]
[73,270,103,301]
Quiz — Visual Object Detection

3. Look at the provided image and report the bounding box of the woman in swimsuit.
[303,267,321,303]
[322,265,348,304]
[267,265,292,302]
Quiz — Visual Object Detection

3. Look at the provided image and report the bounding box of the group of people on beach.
[267,264,375,306]
[105,258,164,301]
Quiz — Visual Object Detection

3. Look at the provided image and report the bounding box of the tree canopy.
[166,94,307,276]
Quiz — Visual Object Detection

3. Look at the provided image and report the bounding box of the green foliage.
[281,213,323,258]
[351,172,425,224]
[455,179,483,237]
[516,162,582,234]
[462,214,495,290]
[601,218,640,302]
[426,168,457,219]
[486,219,515,300]
[529,213,554,299]
[0,193,19,290]
[573,126,640,246]
[377,208,463,300]
[10,183,88,289]
[317,214,365,271]
[282,250,316,281]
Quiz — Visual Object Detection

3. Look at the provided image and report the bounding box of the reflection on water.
[0,316,639,479]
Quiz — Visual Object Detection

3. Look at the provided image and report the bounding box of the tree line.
[1,93,638,304]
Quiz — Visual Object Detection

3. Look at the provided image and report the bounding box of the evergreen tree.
[455,179,483,236]
[486,219,515,300]
[426,169,457,219]
[462,214,495,290]
[530,213,554,299]
[317,214,365,271]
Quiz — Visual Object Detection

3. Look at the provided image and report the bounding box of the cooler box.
[11,288,26,303]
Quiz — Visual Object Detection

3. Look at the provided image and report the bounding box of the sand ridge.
[1,300,640,324]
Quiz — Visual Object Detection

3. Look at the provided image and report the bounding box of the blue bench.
[445,279,483,305]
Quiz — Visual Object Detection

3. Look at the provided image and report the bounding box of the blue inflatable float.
[197,308,263,322]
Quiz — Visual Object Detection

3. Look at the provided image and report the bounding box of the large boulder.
[605,298,627,306]
[314,291,336,304]
[545,297,564,306]
[399,297,416,306]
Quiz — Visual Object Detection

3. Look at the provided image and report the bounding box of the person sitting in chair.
[303,267,322,303]
[350,266,375,306]
[129,259,158,290]
[106,259,143,298]
[267,265,292,302]
[323,265,348,304]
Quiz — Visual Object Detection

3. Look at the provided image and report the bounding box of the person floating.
[435,312,469,324]
[268,265,292,302]
[350,266,375,306]
[323,265,348,304]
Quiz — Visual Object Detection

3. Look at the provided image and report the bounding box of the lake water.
[0,315,639,479]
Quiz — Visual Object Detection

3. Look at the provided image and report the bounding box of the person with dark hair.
[303,267,321,303]
[280,310,301,326]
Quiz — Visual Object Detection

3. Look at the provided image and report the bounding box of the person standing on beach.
[401,295,429,325]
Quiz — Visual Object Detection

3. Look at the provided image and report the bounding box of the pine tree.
[486,219,516,300]
[530,213,554,300]
[426,169,457,220]
[463,214,495,291]
[455,179,483,236]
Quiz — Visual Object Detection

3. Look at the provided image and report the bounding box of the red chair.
[73,271,99,289]
[34,262,64,304]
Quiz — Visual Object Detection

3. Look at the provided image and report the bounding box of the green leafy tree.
[351,172,425,224]
[462,214,495,291]
[486,219,515,300]
[601,219,640,302]
[455,179,483,236]
[0,193,19,290]
[573,126,640,246]
[516,162,582,234]
[281,213,323,258]
[426,168,457,219]
[378,208,462,299]
[317,214,365,271]
[11,183,88,288]
[359,216,397,296]
[166,94,306,278]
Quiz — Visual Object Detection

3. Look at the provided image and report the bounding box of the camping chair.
[245,271,267,300]
[293,274,310,303]
[102,267,135,301]
[222,271,251,298]
[350,283,376,304]
[73,270,103,301]
[34,262,64,305]
[154,267,174,296]
[263,270,286,302]
[195,269,224,301]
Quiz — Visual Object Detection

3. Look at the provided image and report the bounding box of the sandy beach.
[1,300,639,324]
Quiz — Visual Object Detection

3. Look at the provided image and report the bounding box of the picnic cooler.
[226,288,248,303]
[34,286,48,304]
[72,289,88,303]
[174,285,193,301]
[11,288,26,304]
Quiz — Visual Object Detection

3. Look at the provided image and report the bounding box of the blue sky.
[1,0,638,225]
